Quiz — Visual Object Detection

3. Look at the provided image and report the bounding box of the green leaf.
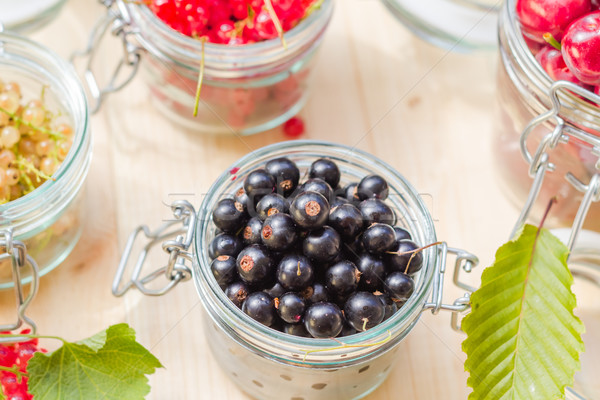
[462,224,585,400]
[27,323,162,400]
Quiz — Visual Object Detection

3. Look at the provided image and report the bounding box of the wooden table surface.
[1,0,597,399]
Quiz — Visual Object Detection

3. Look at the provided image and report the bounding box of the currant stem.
[304,0,325,18]
[193,37,207,118]
[264,0,287,49]
[0,365,28,381]
[0,106,65,141]
[385,241,443,274]
[0,333,66,343]
[543,33,562,51]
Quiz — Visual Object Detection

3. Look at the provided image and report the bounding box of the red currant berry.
[283,116,305,138]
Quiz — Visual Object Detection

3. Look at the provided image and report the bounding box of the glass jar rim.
[126,0,333,61]
[0,32,89,216]
[192,140,439,360]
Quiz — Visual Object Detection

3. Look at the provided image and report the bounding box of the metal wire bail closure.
[512,80,600,253]
[113,200,196,297]
[70,0,142,114]
[0,229,39,342]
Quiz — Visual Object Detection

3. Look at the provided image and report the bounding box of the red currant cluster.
[0,330,45,400]
[149,0,319,44]
[517,0,600,95]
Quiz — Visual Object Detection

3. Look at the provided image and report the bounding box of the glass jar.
[495,0,600,233]
[382,0,499,51]
[0,32,91,288]
[113,141,478,400]
[0,0,67,34]
[83,0,333,135]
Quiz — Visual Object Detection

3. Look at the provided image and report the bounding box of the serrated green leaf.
[27,323,162,400]
[462,224,585,400]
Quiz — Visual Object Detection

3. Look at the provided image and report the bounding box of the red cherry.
[536,45,584,84]
[283,116,305,137]
[562,11,600,85]
[516,0,591,43]
[255,10,279,40]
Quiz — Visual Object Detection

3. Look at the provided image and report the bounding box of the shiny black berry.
[244,169,275,202]
[344,292,385,331]
[265,157,300,197]
[375,292,399,320]
[343,183,360,203]
[256,193,289,220]
[303,226,341,263]
[236,244,274,285]
[277,254,314,291]
[212,198,247,233]
[330,196,349,208]
[393,226,412,242]
[325,260,360,296]
[359,199,396,225]
[356,253,386,291]
[362,223,396,254]
[209,233,244,259]
[261,213,297,251]
[384,271,415,302]
[276,292,306,324]
[309,158,341,189]
[290,191,330,230]
[302,282,329,304]
[210,255,237,287]
[242,217,263,245]
[224,281,249,308]
[340,321,357,337]
[284,323,310,337]
[385,240,423,274]
[356,175,389,200]
[242,292,277,327]
[304,302,344,338]
[301,178,334,203]
[263,282,286,298]
[328,204,364,241]
[234,187,250,210]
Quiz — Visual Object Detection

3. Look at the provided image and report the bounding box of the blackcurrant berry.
[303,226,341,263]
[284,323,310,337]
[242,292,277,327]
[209,233,244,259]
[304,302,344,338]
[325,260,360,296]
[263,282,286,298]
[212,198,247,233]
[290,191,330,230]
[244,169,275,203]
[236,244,274,285]
[276,292,306,324]
[242,217,263,245]
[256,193,289,220]
[308,158,341,189]
[301,178,334,203]
[359,199,396,225]
[265,157,300,197]
[343,182,360,203]
[277,254,314,291]
[344,292,385,331]
[211,255,237,287]
[393,226,412,242]
[302,282,329,304]
[356,253,386,291]
[330,196,350,208]
[362,223,396,254]
[375,292,399,320]
[234,187,250,210]
[261,213,297,251]
[356,175,389,200]
[385,240,423,274]
[328,204,364,241]
[224,281,249,308]
[340,321,358,337]
[384,271,414,302]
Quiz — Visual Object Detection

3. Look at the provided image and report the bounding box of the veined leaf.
[462,224,585,400]
[27,323,162,400]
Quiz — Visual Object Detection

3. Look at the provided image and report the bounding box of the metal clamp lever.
[0,229,39,342]
[423,243,479,331]
[113,200,197,297]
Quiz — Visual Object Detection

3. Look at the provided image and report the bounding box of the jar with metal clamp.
[73,0,333,135]
[496,0,600,397]
[112,140,479,400]
[0,31,92,288]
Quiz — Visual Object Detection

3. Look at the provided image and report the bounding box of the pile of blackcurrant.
[209,157,422,338]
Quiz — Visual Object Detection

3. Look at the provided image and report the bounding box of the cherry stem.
[299,331,392,361]
[0,106,65,141]
[193,37,207,118]
[264,0,287,49]
[543,33,562,51]
[385,241,443,274]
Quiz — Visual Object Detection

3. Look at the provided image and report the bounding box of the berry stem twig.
[0,365,28,382]
[193,36,207,118]
[0,106,65,141]
[300,331,392,361]
[385,241,443,275]
[304,0,325,18]
[543,33,562,51]
[264,0,287,49]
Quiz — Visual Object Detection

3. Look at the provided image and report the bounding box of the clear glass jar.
[94,1,333,135]
[0,32,91,288]
[495,0,600,232]
[382,0,499,51]
[0,0,67,34]
[114,141,477,400]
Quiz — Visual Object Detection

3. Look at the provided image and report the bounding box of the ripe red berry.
[283,116,305,137]
[516,0,591,43]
